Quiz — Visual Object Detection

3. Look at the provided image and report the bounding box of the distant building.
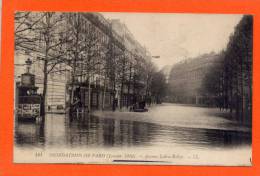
[168,52,222,105]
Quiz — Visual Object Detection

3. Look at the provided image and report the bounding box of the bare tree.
[222,15,252,123]
[65,13,104,113]
[15,12,44,49]
[144,59,157,101]
[15,12,68,117]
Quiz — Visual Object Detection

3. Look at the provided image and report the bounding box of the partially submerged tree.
[15,12,68,116]
[65,13,105,113]
[222,15,253,122]
[201,15,252,123]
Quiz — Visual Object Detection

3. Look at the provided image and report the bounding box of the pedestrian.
[112,98,118,111]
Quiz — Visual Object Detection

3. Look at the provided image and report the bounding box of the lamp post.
[25,58,32,73]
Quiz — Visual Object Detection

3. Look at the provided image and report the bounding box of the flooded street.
[14,103,252,165]
[13,12,253,166]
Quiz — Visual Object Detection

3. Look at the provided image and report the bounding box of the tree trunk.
[88,76,91,113]
[120,58,126,109]
[42,13,51,119]
[229,76,233,114]
[42,59,48,119]
[120,82,124,109]
[68,55,77,117]
[112,79,116,111]
[102,77,106,110]
[246,48,252,124]
[247,59,252,123]
[240,61,244,123]
[126,63,132,108]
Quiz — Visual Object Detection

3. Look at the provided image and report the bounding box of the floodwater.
[14,103,252,165]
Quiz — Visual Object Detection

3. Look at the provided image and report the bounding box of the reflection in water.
[15,113,251,150]
[15,120,45,147]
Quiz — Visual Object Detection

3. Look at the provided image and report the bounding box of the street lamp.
[25,58,32,73]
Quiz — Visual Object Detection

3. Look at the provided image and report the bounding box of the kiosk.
[16,58,42,121]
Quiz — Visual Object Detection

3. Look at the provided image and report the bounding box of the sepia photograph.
[14,12,252,165]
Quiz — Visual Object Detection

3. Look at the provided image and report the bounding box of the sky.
[101,12,243,69]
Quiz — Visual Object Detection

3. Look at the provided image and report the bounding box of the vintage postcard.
[13,11,252,166]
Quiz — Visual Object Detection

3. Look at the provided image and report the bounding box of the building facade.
[168,52,222,105]
[15,12,153,112]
